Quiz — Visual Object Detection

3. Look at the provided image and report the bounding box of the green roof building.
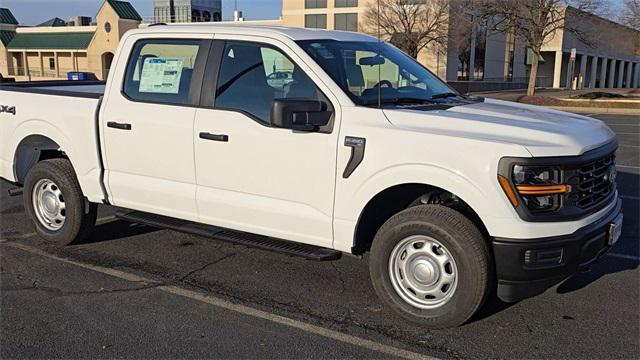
[0,0,141,80]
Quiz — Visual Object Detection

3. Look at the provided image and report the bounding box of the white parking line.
[617,164,640,170]
[607,252,640,261]
[621,195,640,201]
[1,241,434,360]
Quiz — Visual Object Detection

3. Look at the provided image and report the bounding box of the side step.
[116,211,342,261]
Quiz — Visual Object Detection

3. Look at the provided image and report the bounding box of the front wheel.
[369,204,491,328]
[24,159,97,245]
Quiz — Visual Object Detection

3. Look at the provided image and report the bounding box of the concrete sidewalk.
[471,88,640,114]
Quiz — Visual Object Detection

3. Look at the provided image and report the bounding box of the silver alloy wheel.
[388,235,458,309]
[32,178,66,231]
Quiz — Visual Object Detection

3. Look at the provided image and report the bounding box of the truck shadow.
[557,170,640,293]
[83,219,159,244]
[556,253,639,294]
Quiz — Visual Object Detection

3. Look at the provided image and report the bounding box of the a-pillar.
[589,56,598,88]
[552,50,563,88]
[625,61,633,88]
[599,58,608,88]
[578,54,587,88]
[608,59,616,88]
[617,60,625,88]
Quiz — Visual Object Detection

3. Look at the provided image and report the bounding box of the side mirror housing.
[271,99,332,131]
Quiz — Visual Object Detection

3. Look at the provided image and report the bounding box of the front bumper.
[492,197,622,302]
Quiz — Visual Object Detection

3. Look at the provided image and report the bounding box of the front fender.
[332,163,519,253]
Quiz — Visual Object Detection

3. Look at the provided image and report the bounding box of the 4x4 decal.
[0,105,16,115]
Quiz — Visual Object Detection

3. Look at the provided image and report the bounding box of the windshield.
[297,40,456,106]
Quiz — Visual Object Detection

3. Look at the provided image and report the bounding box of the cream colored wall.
[282,0,372,30]
[87,3,129,80]
[0,42,8,76]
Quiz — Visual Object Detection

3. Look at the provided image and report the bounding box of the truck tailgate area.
[0,86,105,203]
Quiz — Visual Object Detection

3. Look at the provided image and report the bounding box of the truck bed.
[0,80,105,99]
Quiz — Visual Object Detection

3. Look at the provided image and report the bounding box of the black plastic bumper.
[492,198,622,302]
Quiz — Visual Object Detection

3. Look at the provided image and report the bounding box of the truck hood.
[383,98,616,157]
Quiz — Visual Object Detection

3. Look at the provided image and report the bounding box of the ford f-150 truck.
[0,25,623,328]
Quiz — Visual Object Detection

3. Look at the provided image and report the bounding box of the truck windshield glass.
[297,40,455,106]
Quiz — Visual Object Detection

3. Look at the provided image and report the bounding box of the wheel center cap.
[43,193,58,213]
[412,259,438,285]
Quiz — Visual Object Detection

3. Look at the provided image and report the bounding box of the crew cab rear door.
[101,35,211,219]
[193,37,342,248]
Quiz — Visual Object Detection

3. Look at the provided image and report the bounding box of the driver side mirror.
[271,99,332,132]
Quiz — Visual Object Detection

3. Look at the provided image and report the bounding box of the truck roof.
[133,23,379,42]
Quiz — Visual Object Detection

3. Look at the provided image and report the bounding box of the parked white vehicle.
[0,25,622,328]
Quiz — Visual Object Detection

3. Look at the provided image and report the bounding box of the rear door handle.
[199,132,229,142]
[107,121,132,130]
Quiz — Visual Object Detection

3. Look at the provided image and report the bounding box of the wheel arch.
[351,182,490,255]
[12,133,71,185]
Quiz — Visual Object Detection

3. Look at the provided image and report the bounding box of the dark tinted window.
[334,13,357,31]
[123,39,201,105]
[335,0,358,7]
[305,0,327,8]
[305,14,327,29]
[215,41,326,125]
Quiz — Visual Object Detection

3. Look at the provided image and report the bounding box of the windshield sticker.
[139,58,184,94]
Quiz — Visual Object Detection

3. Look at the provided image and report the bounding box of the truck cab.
[0,25,622,329]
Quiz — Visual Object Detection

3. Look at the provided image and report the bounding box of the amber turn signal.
[516,184,571,195]
[498,175,519,208]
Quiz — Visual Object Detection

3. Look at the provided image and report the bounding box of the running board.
[116,211,342,261]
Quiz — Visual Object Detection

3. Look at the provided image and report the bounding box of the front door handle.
[199,132,229,142]
[107,121,132,130]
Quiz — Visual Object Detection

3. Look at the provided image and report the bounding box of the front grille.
[571,153,616,209]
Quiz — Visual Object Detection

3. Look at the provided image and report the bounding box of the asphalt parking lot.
[1,113,638,359]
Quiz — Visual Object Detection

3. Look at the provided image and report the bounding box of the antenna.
[377,0,381,109]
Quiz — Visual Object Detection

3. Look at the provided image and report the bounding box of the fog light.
[524,248,564,269]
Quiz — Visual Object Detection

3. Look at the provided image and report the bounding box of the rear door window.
[123,39,202,105]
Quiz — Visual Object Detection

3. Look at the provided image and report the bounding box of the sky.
[0,0,283,25]
[0,0,626,26]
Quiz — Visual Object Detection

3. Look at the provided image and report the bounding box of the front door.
[102,37,209,221]
[193,39,340,248]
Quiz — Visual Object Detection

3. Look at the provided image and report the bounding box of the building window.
[473,24,486,81]
[104,22,111,33]
[49,58,55,70]
[334,13,357,32]
[305,14,327,29]
[335,0,358,7]
[305,0,327,8]
[456,20,487,81]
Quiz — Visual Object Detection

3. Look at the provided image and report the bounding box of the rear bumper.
[492,197,622,302]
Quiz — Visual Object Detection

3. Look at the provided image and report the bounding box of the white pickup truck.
[0,25,623,328]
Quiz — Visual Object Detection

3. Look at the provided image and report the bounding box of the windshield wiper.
[361,97,435,106]
[431,92,461,100]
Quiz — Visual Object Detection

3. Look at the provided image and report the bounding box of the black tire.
[23,159,97,245]
[369,204,491,328]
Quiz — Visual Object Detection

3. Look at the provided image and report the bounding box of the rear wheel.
[24,159,97,245]
[369,204,491,328]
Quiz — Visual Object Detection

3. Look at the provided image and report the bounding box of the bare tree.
[362,0,450,59]
[476,0,603,96]
[620,0,640,30]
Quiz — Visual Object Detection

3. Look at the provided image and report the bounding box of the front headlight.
[499,165,570,213]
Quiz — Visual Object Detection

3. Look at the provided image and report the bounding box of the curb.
[546,106,640,114]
